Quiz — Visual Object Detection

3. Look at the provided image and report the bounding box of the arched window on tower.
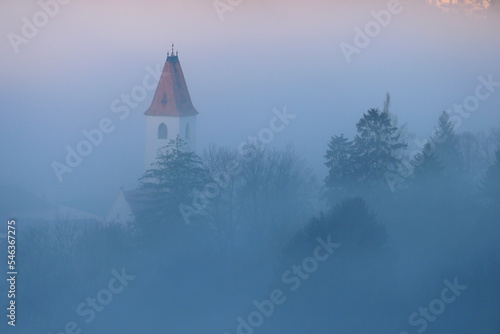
[158,123,168,139]
[185,123,190,140]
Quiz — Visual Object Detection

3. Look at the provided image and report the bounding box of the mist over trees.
[15,94,500,333]
[324,95,408,203]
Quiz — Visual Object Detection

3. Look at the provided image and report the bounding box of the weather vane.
[168,43,178,57]
[168,43,176,57]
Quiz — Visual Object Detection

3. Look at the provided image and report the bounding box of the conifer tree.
[353,108,407,184]
[412,142,443,180]
[138,137,210,231]
[431,111,460,176]
[324,134,355,192]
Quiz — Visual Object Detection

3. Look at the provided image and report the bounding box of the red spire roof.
[145,47,199,117]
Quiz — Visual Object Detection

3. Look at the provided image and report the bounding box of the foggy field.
[0,0,499,333]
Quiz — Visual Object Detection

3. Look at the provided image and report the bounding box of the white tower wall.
[144,115,197,170]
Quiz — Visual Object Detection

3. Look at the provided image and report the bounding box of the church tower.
[144,44,199,170]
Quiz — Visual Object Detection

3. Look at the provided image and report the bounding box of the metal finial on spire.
[171,43,175,55]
